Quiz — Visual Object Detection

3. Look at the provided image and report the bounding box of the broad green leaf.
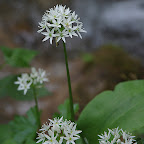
[0,46,37,67]
[136,137,144,144]
[53,99,79,120]
[77,80,144,144]
[0,75,50,100]
[2,139,17,144]
[25,139,36,144]
[0,124,13,143]
[76,137,89,144]
[9,106,39,143]
[75,138,83,144]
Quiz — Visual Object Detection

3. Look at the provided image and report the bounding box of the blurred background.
[0,0,144,123]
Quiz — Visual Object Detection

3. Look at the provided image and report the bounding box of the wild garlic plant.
[15,67,49,127]
[38,4,86,122]
[15,67,49,95]
[14,4,138,144]
[38,4,86,44]
[98,127,137,144]
[36,117,82,144]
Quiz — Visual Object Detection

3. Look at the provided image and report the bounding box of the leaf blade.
[77,80,144,143]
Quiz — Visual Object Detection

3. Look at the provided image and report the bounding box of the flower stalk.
[37,4,86,122]
[14,67,49,128]
[63,42,75,121]
[33,86,41,128]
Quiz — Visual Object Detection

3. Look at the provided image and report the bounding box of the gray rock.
[74,0,144,60]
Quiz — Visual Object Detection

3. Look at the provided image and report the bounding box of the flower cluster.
[14,67,49,95]
[36,117,82,144]
[38,5,86,44]
[98,127,137,144]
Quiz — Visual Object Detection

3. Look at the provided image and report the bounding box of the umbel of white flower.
[36,117,82,144]
[38,5,87,44]
[14,67,49,95]
[98,127,137,144]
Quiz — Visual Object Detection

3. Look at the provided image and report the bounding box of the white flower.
[42,12,50,22]
[56,29,68,43]
[14,67,49,95]
[64,133,79,144]
[61,17,74,28]
[44,130,58,144]
[98,127,137,144]
[48,9,60,20]
[66,27,78,38]
[36,117,82,144]
[18,81,32,95]
[71,11,78,22]
[49,117,63,133]
[14,73,30,85]
[60,7,71,17]
[30,67,39,84]
[37,68,49,84]
[36,132,45,143]
[48,18,62,29]
[38,21,47,33]
[38,5,86,44]
[14,73,32,95]
[75,24,87,39]
[42,28,56,44]
[39,123,50,132]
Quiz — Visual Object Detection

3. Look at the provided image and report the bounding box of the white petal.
[78,32,82,39]
[42,36,50,42]
[62,37,66,43]
[41,32,48,36]
[37,28,44,33]
[69,33,72,38]
[72,32,78,37]
[57,37,61,42]
[50,37,53,44]
[24,89,27,95]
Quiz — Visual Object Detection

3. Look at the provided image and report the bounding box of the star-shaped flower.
[38,5,86,44]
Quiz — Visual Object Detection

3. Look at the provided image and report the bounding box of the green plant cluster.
[0,46,50,100]
[0,46,144,144]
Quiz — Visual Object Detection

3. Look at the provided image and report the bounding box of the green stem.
[33,86,41,128]
[63,42,75,121]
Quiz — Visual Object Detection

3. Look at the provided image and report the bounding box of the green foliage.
[9,106,38,143]
[75,138,83,144]
[0,107,38,144]
[1,138,37,144]
[0,124,13,143]
[25,139,36,144]
[0,75,50,100]
[77,80,144,144]
[53,99,79,120]
[2,139,18,144]
[136,137,144,144]
[0,46,37,67]
[81,53,94,63]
